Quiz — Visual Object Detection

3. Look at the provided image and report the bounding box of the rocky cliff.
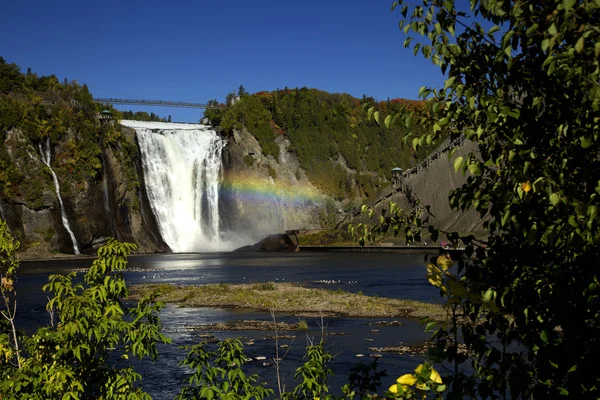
[0,125,168,258]
[219,127,327,245]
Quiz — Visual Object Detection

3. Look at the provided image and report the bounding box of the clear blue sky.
[1,0,445,122]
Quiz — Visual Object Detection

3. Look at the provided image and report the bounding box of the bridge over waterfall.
[94,98,210,109]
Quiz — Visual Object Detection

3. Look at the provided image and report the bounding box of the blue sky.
[1,0,445,122]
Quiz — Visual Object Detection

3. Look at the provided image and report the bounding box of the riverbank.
[129,282,446,321]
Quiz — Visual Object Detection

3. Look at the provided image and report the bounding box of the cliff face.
[0,126,168,258]
[0,114,482,258]
[219,127,327,245]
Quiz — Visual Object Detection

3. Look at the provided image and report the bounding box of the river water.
[17,252,440,398]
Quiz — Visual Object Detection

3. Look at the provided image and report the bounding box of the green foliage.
[204,99,225,126]
[296,319,308,331]
[0,61,112,206]
[221,94,280,159]
[342,359,387,399]
[212,87,442,199]
[0,220,20,276]
[243,154,254,167]
[318,199,339,228]
[175,338,273,400]
[291,340,334,399]
[120,110,168,122]
[0,221,21,374]
[267,164,277,180]
[252,281,276,291]
[0,238,171,399]
[360,0,600,398]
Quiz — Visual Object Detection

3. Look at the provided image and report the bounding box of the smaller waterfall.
[39,137,80,255]
[100,154,116,236]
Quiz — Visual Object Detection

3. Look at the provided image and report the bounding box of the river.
[17,252,440,398]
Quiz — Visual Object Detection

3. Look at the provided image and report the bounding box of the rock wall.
[219,127,327,245]
[0,126,168,258]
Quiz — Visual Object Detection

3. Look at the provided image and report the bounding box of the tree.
[238,85,247,97]
[225,92,236,106]
[361,0,600,398]
[0,237,170,399]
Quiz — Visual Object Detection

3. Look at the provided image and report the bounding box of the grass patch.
[129,282,445,321]
[252,281,276,291]
[297,319,308,331]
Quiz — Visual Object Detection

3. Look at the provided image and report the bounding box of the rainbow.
[220,170,327,207]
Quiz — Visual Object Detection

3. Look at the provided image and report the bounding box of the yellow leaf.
[388,384,398,394]
[397,374,418,385]
[436,254,453,271]
[522,181,531,192]
[427,263,442,276]
[430,368,443,384]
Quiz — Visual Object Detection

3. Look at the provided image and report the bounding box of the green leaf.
[526,23,539,35]
[453,156,464,173]
[468,162,480,175]
[502,209,511,226]
[384,114,392,129]
[412,137,420,151]
[548,23,558,36]
[444,76,456,90]
[540,329,550,343]
[550,193,560,206]
[488,25,501,35]
[580,135,592,148]
[542,38,550,52]
[373,111,381,126]
[562,0,576,11]
[575,36,584,53]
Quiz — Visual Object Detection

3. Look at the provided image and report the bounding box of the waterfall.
[38,137,80,255]
[121,121,226,252]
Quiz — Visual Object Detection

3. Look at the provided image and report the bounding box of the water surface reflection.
[18,252,438,398]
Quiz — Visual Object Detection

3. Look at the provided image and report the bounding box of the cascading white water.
[121,120,226,252]
[38,137,80,255]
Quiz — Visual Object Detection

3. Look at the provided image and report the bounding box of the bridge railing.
[94,98,211,109]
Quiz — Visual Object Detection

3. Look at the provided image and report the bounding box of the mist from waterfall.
[38,137,80,255]
[121,121,239,252]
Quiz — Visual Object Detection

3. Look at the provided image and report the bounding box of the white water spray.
[121,121,227,252]
[38,137,80,255]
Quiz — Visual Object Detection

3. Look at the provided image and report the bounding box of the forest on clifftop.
[206,88,444,202]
